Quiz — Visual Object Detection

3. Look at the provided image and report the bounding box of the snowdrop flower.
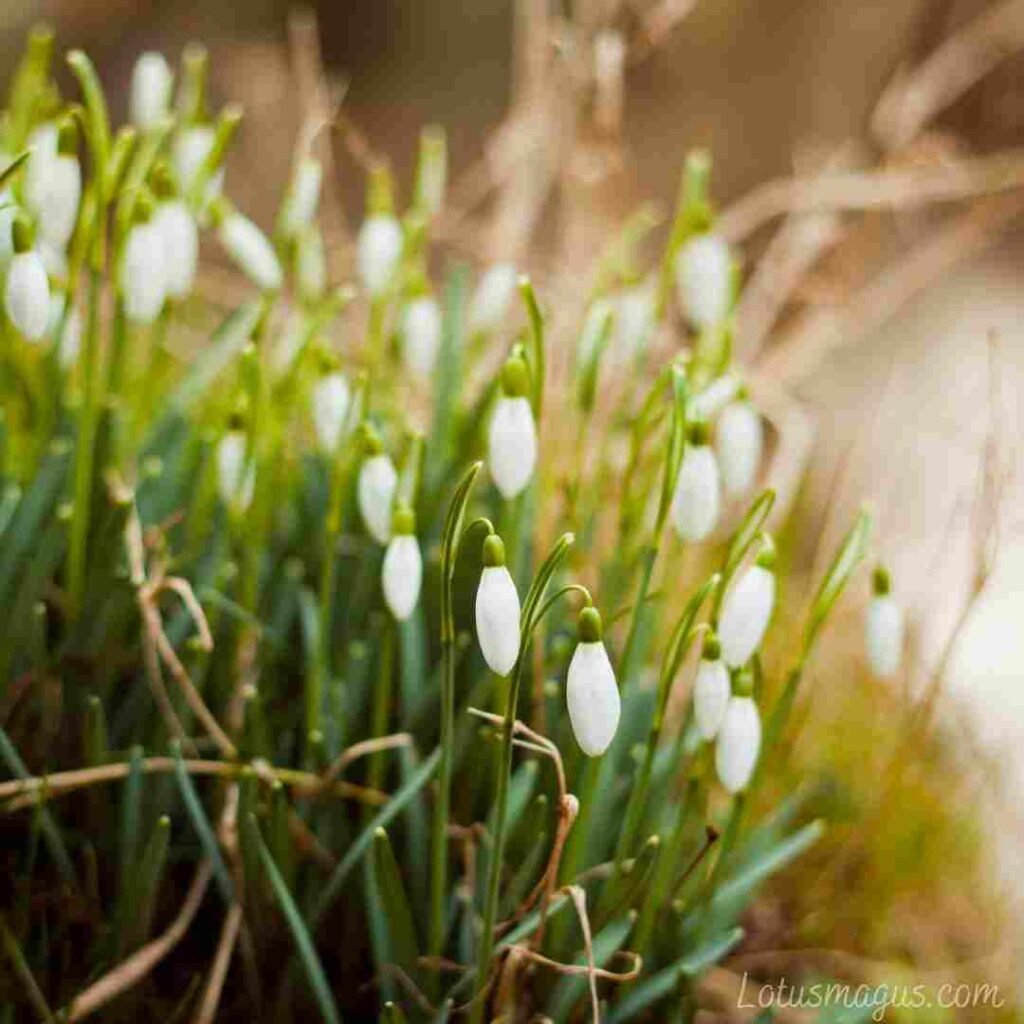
[357,431,398,545]
[382,505,422,621]
[715,673,761,793]
[614,283,655,356]
[468,262,517,333]
[718,540,776,668]
[216,424,255,512]
[311,364,351,452]
[279,157,322,237]
[25,120,80,250]
[356,163,402,297]
[566,607,620,757]
[296,227,326,302]
[670,422,721,542]
[153,196,198,300]
[5,217,50,341]
[865,566,904,678]
[488,354,537,500]
[689,371,741,421]
[217,206,282,292]
[130,52,173,129]
[173,125,224,200]
[120,199,166,324]
[475,534,521,676]
[715,392,763,496]
[675,233,732,329]
[693,635,730,740]
[401,292,442,377]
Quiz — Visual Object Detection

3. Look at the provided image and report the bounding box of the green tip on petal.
[872,564,891,596]
[702,632,721,661]
[500,353,529,397]
[733,666,754,697]
[11,214,34,253]
[57,118,78,156]
[360,422,383,455]
[392,503,416,536]
[482,533,506,568]
[755,533,777,570]
[687,419,710,446]
[577,605,603,643]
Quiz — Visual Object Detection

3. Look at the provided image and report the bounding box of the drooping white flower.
[356,214,403,297]
[468,262,517,333]
[218,210,282,292]
[716,398,763,497]
[357,447,398,545]
[475,535,521,676]
[718,552,776,668]
[271,311,306,377]
[693,644,730,740]
[670,429,721,542]
[689,371,741,421]
[216,428,255,512]
[382,507,422,621]
[279,157,322,237]
[488,355,537,500]
[675,233,732,329]
[614,283,655,356]
[715,694,761,794]
[130,52,174,129]
[311,370,351,452]
[120,216,166,323]
[173,125,224,200]
[5,220,50,341]
[566,607,620,757]
[296,226,326,302]
[153,200,198,300]
[25,124,80,250]
[401,294,442,377]
[865,567,903,678]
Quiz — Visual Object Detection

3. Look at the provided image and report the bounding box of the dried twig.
[318,732,412,788]
[193,902,243,1024]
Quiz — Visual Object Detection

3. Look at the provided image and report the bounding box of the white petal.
[356,216,402,296]
[670,444,721,542]
[296,227,327,301]
[280,158,322,236]
[716,401,763,496]
[26,155,80,250]
[718,565,775,668]
[120,222,166,323]
[5,252,50,340]
[173,127,224,200]
[155,200,198,299]
[216,431,254,511]
[357,454,398,545]
[715,696,761,793]
[401,296,442,377]
[475,566,521,676]
[382,535,422,621]
[312,372,351,451]
[865,595,904,678]
[488,396,537,500]
[468,262,517,331]
[693,659,731,740]
[567,641,620,756]
[614,285,654,356]
[688,372,741,421]
[675,233,732,328]
[130,52,173,128]
[219,213,282,292]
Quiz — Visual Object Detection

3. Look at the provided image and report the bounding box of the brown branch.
[193,902,244,1024]
[318,732,412,788]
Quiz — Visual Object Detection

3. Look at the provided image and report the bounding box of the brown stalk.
[193,902,243,1024]
[65,861,213,1022]
[318,731,413,788]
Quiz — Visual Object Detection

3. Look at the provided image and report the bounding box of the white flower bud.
[280,158,322,237]
[26,153,80,250]
[715,695,761,794]
[693,657,731,740]
[475,539,521,676]
[614,284,655,355]
[675,233,732,329]
[356,215,402,297]
[382,529,422,622]
[688,371,741,421]
[670,441,721,542]
[357,453,398,545]
[468,262,517,332]
[6,251,50,341]
[296,227,326,302]
[219,212,282,292]
[718,564,775,668]
[173,126,224,200]
[153,200,198,300]
[216,429,255,512]
[567,633,620,757]
[488,396,537,500]
[865,588,903,678]
[716,400,763,496]
[120,220,166,324]
[312,371,351,452]
[401,294,442,377]
[130,52,174,129]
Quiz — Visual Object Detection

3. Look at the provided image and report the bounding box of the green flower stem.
[368,617,395,800]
